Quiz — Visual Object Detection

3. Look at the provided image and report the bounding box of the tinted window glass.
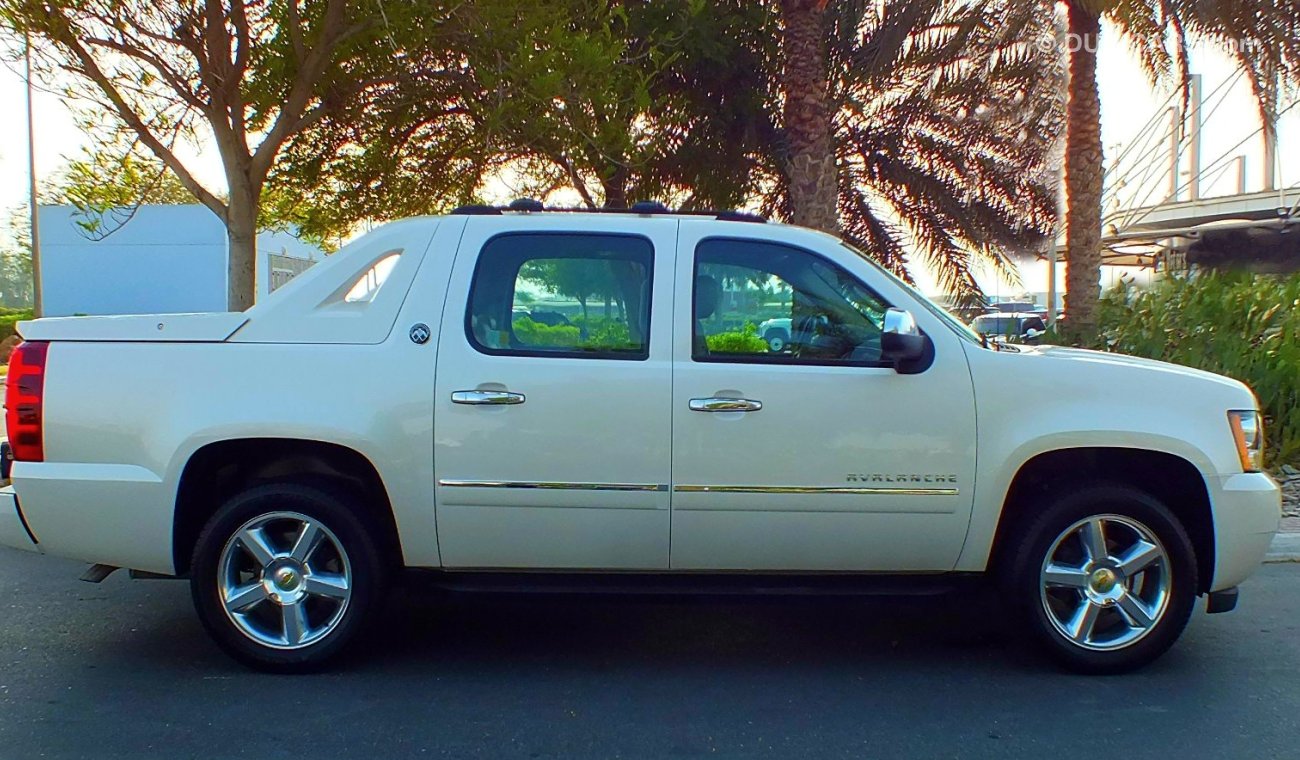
[693,239,889,365]
[467,234,652,359]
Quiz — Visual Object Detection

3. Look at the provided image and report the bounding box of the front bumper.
[0,485,39,553]
[1211,472,1281,592]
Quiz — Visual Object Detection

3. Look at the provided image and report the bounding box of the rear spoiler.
[16,312,249,343]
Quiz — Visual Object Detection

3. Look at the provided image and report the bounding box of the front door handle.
[689,397,762,413]
[452,390,526,406]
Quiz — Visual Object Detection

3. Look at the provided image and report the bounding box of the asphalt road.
[1,550,1298,760]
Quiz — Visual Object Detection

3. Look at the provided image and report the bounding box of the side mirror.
[881,308,931,374]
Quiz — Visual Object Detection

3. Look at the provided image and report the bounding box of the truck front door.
[669,227,978,571]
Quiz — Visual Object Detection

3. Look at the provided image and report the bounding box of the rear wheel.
[190,483,386,672]
[1007,484,1197,674]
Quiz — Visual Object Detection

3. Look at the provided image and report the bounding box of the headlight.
[1228,410,1264,472]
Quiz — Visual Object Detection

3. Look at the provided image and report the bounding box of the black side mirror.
[880,308,932,374]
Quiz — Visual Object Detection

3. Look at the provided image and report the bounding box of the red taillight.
[5,341,48,462]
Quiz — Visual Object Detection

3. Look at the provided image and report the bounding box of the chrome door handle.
[451,390,526,406]
[689,397,762,413]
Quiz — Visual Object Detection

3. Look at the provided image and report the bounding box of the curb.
[1264,532,1300,563]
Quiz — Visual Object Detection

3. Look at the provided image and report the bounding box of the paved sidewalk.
[1267,532,1300,563]
[1267,511,1300,563]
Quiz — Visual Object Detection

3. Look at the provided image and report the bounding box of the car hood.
[1021,345,1252,395]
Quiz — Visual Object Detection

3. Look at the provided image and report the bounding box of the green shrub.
[706,322,770,354]
[1095,272,1300,466]
[0,309,33,341]
[578,320,636,351]
[511,316,581,347]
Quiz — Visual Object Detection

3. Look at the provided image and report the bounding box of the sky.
[0,24,1296,298]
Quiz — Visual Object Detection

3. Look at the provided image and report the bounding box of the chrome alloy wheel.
[1039,514,1172,652]
[217,511,352,649]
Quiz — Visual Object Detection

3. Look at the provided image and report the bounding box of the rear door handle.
[689,397,762,413]
[451,390,526,406]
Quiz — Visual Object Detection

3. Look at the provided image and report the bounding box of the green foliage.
[512,315,638,352]
[49,147,197,240]
[520,259,610,310]
[511,317,581,348]
[777,1,1067,308]
[705,323,769,354]
[0,209,34,309]
[577,318,634,350]
[0,307,34,341]
[1100,0,1300,124]
[273,0,775,233]
[1095,272,1300,466]
[3,0,411,305]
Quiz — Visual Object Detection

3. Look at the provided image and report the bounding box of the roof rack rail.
[449,198,768,223]
[714,210,767,224]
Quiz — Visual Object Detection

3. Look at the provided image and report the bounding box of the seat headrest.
[695,275,721,320]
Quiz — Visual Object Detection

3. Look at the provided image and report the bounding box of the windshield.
[839,242,983,346]
[973,316,1018,333]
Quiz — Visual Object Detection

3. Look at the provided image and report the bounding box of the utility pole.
[1166,107,1180,202]
[1187,74,1203,202]
[1264,70,1279,194]
[24,32,43,318]
[1264,115,1279,194]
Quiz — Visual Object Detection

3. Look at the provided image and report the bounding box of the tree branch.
[50,14,226,218]
[549,153,598,208]
[249,0,347,178]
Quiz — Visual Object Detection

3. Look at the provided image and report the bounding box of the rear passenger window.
[344,251,401,303]
[466,233,653,359]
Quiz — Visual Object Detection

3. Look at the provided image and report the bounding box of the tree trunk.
[780,0,839,234]
[225,181,258,312]
[1063,3,1104,341]
[602,167,629,209]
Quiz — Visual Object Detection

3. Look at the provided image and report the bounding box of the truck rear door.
[432,215,677,569]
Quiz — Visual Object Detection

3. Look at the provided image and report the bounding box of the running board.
[405,570,981,598]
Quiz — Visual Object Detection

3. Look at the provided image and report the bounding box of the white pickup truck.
[0,203,1280,673]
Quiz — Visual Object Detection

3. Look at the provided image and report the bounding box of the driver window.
[693,238,889,365]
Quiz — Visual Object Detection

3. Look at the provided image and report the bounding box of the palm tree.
[1060,0,1300,339]
[773,0,1066,305]
[779,0,839,233]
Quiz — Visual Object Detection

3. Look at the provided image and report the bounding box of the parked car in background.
[756,317,791,352]
[0,203,1279,675]
[971,312,1048,345]
[991,300,1037,314]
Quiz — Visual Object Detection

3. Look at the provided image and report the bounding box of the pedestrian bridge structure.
[1062,72,1300,271]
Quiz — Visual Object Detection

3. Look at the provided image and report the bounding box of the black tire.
[764,330,787,353]
[1006,483,1198,674]
[190,483,386,673]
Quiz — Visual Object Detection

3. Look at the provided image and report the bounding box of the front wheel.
[1006,484,1198,674]
[190,483,386,672]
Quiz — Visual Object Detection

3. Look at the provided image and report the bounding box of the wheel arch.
[172,437,402,576]
[989,447,1215,594]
